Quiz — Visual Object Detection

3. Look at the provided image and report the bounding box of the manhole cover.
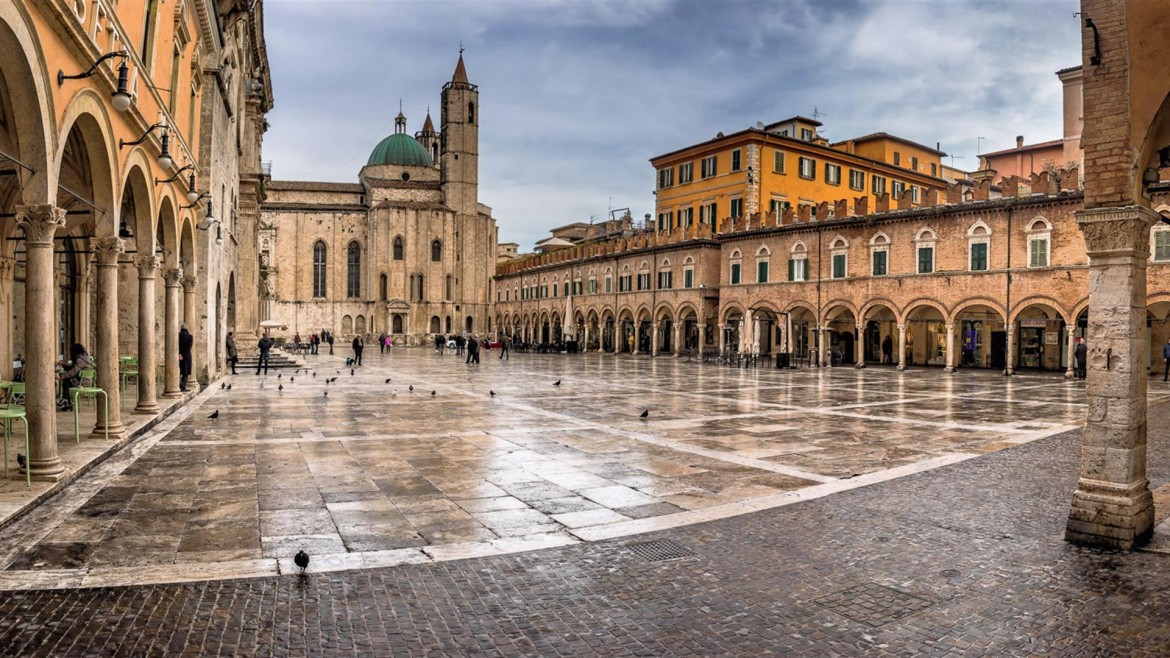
[813,583,934,627]
[627,539,696,562]
[940,569,961,578]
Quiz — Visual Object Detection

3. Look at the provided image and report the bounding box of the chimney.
[1016,135,1024,148]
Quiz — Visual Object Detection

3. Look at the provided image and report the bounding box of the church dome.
[367,132,434,168]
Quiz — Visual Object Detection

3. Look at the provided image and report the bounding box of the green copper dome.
[367,132,434,168]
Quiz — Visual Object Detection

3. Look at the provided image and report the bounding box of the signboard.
[1019,318,1049,328]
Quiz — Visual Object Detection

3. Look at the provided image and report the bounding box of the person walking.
[1074,337,1087,380]
[352,334,364,366]
[881,335,893,365]
[293,333,302,354]
[310,332,319,355]
[226,331,238,375]
[179,324,194,391]
[467,335,480,364]
[499,334,510,360]
[378,333,387,355]
[256,333,274,375]
[326,330,334,355]
[1163,337,1170,381]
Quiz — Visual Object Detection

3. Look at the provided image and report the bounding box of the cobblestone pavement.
[0,350,1168,655]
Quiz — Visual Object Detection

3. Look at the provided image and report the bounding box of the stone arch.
[901,297,949,324]
[157,196,180,267]
[829,236,849,250]
[950,296,1008,322]
[869,231,890,245]
[1008,295,1070,325]
[654,301,674,321]
[0,1,55,209]
[56,90,119,237]
[822,299,858,322]
[755,244,770,257]
[858,297,900,322]
[967,219,993,237]
[179,214,197,277]
[120,154,157,253]
[720,302,747,325]
[341,315,353,334]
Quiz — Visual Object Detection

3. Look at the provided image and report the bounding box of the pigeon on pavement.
[294,549,309,574]
[640,409,649,419]
[553,380,561,387]
[208,410,219,419]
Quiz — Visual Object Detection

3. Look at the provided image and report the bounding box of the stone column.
[16,205,65,479]
[784,315,793,357]
[182,274,198,382]
[820,326,830,367]
[0,257,14,380]
[699,323,708,353]
[92,237,126,439]
[651,322,659,356]
[1066,206,1159,550]
[896,323,907,371]
[855,323,866,368]
[672,323,681,358]
[944,323,956,373]
[1004,322,1016,376]
[1065,325,1077,379]
[718,323,726,353]
[162,268,183,398]
[134,255,161,414]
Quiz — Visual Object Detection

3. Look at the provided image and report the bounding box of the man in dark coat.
[179,325,194,391]
[352,335,364,366]
[257,334,274,375]
[1074,337,1088,380]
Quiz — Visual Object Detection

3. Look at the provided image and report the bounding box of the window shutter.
[788,259,795,281]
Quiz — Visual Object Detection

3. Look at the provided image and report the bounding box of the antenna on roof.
[813,106,826,120]
[756,121,765,130]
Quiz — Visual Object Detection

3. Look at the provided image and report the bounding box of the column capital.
[15,204,66,246]
[92,236,125,266]
[163,267,184,287]
[135,255,161,277]
[897,323,907,331]
[1076,205,1160,257]
[181,274,198,292]
[945,323,955,331]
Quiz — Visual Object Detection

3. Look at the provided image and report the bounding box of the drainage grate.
[813,583,934,627]
[627,539,696,562]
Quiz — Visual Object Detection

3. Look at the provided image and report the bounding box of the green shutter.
[788,259,795,281]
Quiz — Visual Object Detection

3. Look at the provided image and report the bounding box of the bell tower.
[440,50,478,218]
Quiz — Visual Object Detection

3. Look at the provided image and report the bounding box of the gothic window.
[347,242,361,298]
[393,235,404,260]
[431,239,442,262]
[312,241,327,298]
[468,102,475,124]
[379,273,388,301]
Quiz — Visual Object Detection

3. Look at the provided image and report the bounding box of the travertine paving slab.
[0,349,1099,588]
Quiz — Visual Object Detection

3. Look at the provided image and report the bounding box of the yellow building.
[651,116,947,231]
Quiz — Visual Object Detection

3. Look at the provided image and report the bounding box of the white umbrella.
[259,320,286,335]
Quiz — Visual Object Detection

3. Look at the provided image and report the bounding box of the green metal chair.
[119,355,139,397]
[0,403,29,488]
[71,368,107,442]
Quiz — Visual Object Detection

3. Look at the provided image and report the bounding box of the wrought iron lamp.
[58,51,132,112]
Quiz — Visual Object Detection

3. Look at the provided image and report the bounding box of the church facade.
[259,55,498,343]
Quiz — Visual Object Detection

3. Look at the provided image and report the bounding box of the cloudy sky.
[262,0,1081,250]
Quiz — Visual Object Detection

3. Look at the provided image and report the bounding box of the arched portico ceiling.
[951,298,1007,322]
[120,150,158,254]
[903,298,948,322]
[675,302,699,319]
[823,300,858,322]
[0,4,55,209]
[859,299,898,322]
[1009,296,1069,324]
[654,302,674,321]
[56,91,118,238]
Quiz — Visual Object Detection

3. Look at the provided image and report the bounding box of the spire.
[394,100,406,134]
[422,108,435,134]
[452,48,469,84]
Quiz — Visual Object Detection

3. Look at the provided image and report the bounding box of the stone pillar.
[134,255,161,414]
[182,274,198,381]
[162,268,183,398]
[718,323,726,353]
[699,323,708,353]
[651,322,659,356]
[16,205,65,479]
[943,323,956,373]
[1065,325,1077,379]
[0,258,14,380]
[896,323,907,371]
[1004,322,1016,376]
[92,237,126,439]
[855,323,866,368]
[820,326,830,367]
[672,323,681,358]
[784,315,793,357]
[1066,206,1159,550]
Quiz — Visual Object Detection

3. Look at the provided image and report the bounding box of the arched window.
[870,232,890,276]
[417,274,425,301]
[468,102,475,124]
[445,315,452,333]
[393,235,404,260]
[430,316,440,333]
[379,273,388,301]
[312,241,327,298]
[347,242,361,298]
[1026,217,1052,269]
[392,315,403,333]
[431,239,442,262]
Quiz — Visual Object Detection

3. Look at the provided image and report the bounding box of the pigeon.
[221,382,226,390]
[385,378,391,384]
[278,384,283,391]
[290,377,294,383]
[259,381,264,389]
[409,385,414,392]
[16,454,24,469]
[490,390,495,398]
[392,389,398,397]
[324,390,328,398]
[226,383,232,390]
[553,380,561,387]
[336,370,341,375]
[294,549,309,574]
[277,373,282,379]
[640,409,649,419]
[325,379,330,386]
[350,369,355,376]
[208,410,219,419]
[431,390,436,396]
[312,371,317,377]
